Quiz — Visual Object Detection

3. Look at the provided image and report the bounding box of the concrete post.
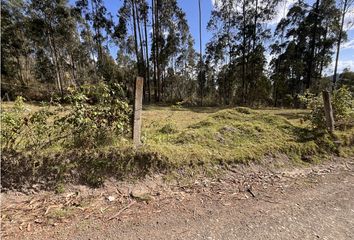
[322,90,335,134]
[133,77,144,146]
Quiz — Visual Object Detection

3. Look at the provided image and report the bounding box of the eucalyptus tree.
[333,0,354,88]
[75,0,114,79]
[1,0,30,86]
[114,0,150,100]
[206,0,279,105]
[115,0,195,102]
[271,0,341,106]
[26,0,80,95]
[151,0,195,101]
[198,0,204,105]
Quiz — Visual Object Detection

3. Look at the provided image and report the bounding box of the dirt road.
[3,158,354,240]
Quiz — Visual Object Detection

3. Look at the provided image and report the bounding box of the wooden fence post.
[322,90,335,134]
[133,77,144,147]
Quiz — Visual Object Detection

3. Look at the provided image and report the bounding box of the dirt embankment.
[2,157,354,240]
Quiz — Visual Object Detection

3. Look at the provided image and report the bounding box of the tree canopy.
[1,0,353,106]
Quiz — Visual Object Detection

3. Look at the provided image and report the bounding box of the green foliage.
[300,92,327,130]
[1,97,54,150]
[271,0,341,106]
[1,96,26,149]
[338,69,354,94]
[332,87,354,123]
[300,87,354,131]
[59,83,131,148]
[1,83,131,151]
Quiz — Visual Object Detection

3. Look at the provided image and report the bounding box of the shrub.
[0,83,131,151]
[300,87,354,131]
[57,83,131,148]
[1,96,27,149]
[332,87,354,124]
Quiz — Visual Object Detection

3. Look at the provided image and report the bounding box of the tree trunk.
[90,0,103,69]
[135,1,146,100]
[198,0,203,106]
[332,0,349,89]
[155,0,161,101]
[250,0,258,103]
[47,28,63,97]
[144,14,151,102]
[16,56,25,86]
[306,0,320,90]
[70,53,78,87]
[319,26,329,81]
[132,0,141,76]
[152,0,158,102]
[241,0,247,104]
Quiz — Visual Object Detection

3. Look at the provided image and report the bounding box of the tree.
[1,0,30,86]
[271,0,341,106]
[206,0,279,105]
[198,0,204,106]
[75,0,114,80]
[332,0,354,88]
[114,0,150,100]
[27,0,80,95]
[115,0,195,103]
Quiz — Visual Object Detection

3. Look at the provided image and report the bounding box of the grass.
[1,102,353,189]
[140,106,332,167]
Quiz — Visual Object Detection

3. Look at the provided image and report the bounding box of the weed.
[159,123,178,134]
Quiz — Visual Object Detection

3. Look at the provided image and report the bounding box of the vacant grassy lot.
[141,106,339,167]
[2,103,353,189]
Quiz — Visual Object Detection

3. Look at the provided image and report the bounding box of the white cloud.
[324,60,354,75]
[211,0,297,25]
[211,0,354,30]
[211,0,220,9]
[267,0,297,25]
[344,7,354,31]
[337,60,354,72]
[342,39,354,49]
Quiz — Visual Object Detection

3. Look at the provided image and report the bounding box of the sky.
[70,0,354,74]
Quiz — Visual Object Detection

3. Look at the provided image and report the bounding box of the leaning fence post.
[133,77,144,147]
[322,90,335,134]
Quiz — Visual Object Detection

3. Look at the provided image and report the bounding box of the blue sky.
[70,0,354,74]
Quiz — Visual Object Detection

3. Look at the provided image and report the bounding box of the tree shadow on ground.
[1,148,170,192]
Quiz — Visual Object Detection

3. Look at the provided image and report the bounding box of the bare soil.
[2,156,354,240]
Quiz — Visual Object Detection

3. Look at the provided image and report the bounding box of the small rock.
[131,187,153,202]
[34,219,43,224]
[301,155,313,163]
[214,132,225,143]
[220,125,237,133]
[107,196,115,202]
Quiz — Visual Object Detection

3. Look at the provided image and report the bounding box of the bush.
[300,87,354,131]
[0,97,54,150]
[332,87,354,125]
[1,96,27,149]
[57,83,131,147]
[0,83,132,151]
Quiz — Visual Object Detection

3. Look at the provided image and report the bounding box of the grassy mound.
[143,107,346,167]
[1,105,353,191]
